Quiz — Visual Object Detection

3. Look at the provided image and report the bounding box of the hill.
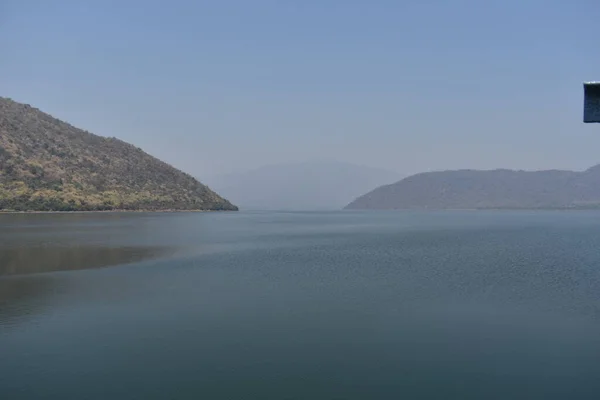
[204,161,401,210]
[0,97,237,211]
[345,166,600,210]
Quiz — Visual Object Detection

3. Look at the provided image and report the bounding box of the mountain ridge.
[0,97,237,211]
[345,165,600,210]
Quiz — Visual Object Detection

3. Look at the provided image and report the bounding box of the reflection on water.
[0,212,177,277]
[0,214,175,327]
[0,245,173,276]
[0,243,172,329]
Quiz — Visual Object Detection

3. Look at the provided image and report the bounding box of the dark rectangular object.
[584,82,600,123]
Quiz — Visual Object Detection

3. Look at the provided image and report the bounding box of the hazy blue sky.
[2,1,600,178]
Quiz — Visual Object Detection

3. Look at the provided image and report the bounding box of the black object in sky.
[584,82,600,123]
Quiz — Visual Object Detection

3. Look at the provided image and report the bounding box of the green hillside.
[0,97,237,211]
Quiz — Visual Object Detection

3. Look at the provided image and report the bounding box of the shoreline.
[0,209,237,214]
[4,208,600,214]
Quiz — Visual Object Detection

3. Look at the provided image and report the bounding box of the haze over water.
[2,211,600,399]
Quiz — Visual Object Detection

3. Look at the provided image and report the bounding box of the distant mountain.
[0,97,237,211]
[205,161,401,210]
[346,166,600,210]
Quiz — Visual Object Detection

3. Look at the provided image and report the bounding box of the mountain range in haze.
[7,96,600,213]
[346,166,600,210]
[204,162,402,211]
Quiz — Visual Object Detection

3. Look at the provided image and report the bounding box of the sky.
[2,0,600,178]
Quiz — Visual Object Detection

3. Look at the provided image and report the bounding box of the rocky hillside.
[0,97,237,211]
[345,166,600,210]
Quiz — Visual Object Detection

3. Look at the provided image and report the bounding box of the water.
[2,211,600,399]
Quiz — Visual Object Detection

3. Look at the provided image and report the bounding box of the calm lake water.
[2,210,600,399]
